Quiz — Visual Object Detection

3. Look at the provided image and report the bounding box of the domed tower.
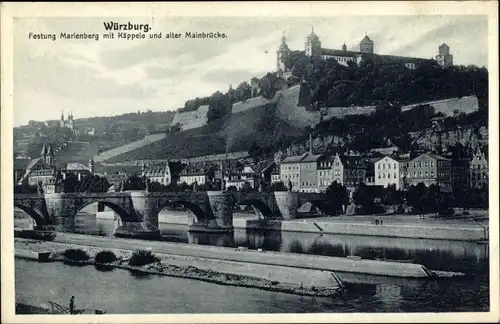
[67,112,75,130]
[276,32,290,77]
[359,34,374,54]
[342,43,347,52]
[60,111,66,128]
[305,27,321,56]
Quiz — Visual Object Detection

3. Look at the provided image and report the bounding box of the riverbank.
[15,303,51,314]
[163,213,489,241]
[15,238,343,298]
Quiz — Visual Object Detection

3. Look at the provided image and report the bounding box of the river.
[14,211,490,313]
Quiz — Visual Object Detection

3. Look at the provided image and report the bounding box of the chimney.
[309,133,313,154]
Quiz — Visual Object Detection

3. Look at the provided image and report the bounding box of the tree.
[123,175,146,191]
[170,123,181,133]
[381,184,402,206]
[453,183,470,212]
[408,183,428,217]
[269,181,287,192]
[14,182,37,194]
[258,73,281,100]
[62,172,82,193]
[86,175,110,193]
[324,181,349,216]
[207,91,232,122]
[353,183,376,214]
[424,184,445,215]
[235,82,252,102]
[248,141,264,163]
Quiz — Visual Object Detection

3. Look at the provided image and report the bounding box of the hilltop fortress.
[277,29,454,78]
[173,30,460,131]
[94,30,476,162]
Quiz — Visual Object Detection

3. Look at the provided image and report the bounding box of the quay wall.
[279,221,487,241]
[15,241,339,290]
[162,216,487,241]
[49,233,441,278]
[15,249,51,262]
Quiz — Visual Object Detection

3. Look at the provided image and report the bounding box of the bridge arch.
[238,199,275,219]
[14,204,46,226]
[157,200,209,223]
[75,201,133,222]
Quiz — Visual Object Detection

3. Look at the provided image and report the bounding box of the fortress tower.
[305,27,321,56]
[276,32,290,77]
[435,43,453,68]
[359,34,374,54]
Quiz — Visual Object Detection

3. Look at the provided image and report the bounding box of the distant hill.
[14,110,176,160]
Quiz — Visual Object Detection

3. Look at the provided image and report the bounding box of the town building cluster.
[15,136,488,197]
[277,29,453,78]
[275,148,487,194]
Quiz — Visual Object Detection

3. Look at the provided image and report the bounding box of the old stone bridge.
[14,191,327,237]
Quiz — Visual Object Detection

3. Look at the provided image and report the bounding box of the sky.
[13,15,489,126]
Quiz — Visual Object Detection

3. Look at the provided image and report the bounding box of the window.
[419,171,423,177]
[388,173,391,179]
[394,173,397,178]
[419,162,422,167]
[414,163,417,168]
[383,164,385,169]
[388,164,391,169]
[378,164,380,169]
[394,163,397,169]
[414,172,417,177]
[424,162,428,167]
[425,171,429,177]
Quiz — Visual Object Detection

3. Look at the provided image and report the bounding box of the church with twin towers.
[276,28,453,78]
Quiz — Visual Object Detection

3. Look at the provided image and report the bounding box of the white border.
[1,2,499,323]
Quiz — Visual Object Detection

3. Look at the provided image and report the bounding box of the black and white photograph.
[1,2,498,323]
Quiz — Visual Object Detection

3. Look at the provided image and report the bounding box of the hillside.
[104,101,303,163]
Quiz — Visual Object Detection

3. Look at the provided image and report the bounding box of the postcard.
[1,2,498,323]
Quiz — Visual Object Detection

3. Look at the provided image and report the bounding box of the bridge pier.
[274,191,299,220]
[189,191,233,233]
[44,193,76,232]
[115,191,160,239]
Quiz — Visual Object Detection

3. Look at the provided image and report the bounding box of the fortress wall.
[231,96,276,114]
[401,96,479,116]
[275,85,321,129]
[94,133,166,163]
[321,105,376,120]
[171,105,209,131]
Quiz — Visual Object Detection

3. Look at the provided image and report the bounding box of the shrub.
[63,248,90,261]
[94,250,117,264]
[373,204,386,214]
[128,250,160,266]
